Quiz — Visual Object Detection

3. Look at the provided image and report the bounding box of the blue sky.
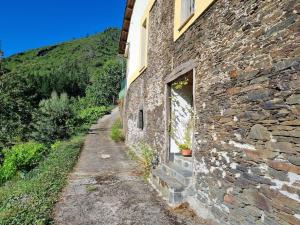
[0,0,126,56]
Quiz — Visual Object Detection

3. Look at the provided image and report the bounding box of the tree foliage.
[31,92,75,143]
[86,59,123,106]
[0,73,38,149]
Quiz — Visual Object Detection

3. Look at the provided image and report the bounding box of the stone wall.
[123,0,300,224]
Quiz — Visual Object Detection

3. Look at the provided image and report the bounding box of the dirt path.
[54,108,207,225]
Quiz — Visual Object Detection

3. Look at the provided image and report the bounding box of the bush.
[31,92,75,143]
[110,118,125,142]
[0,135,84,225]
[0,142,46,184]
[78,106,111,124]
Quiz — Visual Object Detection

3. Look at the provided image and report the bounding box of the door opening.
[168,71,194,162]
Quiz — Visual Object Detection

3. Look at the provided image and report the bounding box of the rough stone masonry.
[123,0,300,224]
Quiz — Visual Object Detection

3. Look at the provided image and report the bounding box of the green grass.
[110,118,125,142]
[0,135,85,225]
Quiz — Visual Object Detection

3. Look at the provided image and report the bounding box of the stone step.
[174,155,193,171]
[151,167,185,205]
[161,162,193,186]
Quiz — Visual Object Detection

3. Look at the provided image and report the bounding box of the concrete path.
[54,108,207,225]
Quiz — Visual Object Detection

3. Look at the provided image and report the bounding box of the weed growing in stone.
[127,143,154,179]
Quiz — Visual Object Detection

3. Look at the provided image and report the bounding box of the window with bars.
[180,0,195,26]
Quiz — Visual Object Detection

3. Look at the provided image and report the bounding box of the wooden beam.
[119,0,136,54]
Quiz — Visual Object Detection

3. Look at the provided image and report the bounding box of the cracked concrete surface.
[54,108,209,225]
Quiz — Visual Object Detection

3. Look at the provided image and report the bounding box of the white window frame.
[180,0,195,28]
[139,19,148,71]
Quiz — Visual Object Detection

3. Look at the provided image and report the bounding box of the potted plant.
[178,143,192,157]
[173,115,193,157]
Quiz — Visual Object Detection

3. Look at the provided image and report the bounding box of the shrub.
[78,106,111,124]
[110,118,125,142]
[0,135,84,225]
[0,141,46,184]
[31,92,75,143]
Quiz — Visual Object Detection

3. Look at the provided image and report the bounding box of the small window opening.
[138,109,144,130]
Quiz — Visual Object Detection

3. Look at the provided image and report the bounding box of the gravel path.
[54,108,208,225]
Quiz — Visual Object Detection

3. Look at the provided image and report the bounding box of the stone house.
[119,0,300,224]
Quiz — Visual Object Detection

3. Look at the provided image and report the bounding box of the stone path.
[54,108,208,225]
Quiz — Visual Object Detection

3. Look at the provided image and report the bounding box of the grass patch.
[0,135,84,225]
[85,185,98,193]
[110,118,125,142]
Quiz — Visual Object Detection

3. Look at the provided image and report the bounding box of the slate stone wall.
[123,0,300,224]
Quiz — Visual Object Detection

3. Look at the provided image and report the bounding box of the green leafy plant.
[127,143,154,179]
[0,135,84,225]
[78,106,111,125]
[110,118,125,142]
[178,143,190,151]
[140,143,154,178]
[176,117,193,152]
[31,92,75,143]
[171,77,189,90]
[0,141,46,184]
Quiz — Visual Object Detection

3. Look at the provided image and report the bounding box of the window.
[138,109,144,130]
[140,19,148,71]
[174,0,216,41]
[180,0,195,27]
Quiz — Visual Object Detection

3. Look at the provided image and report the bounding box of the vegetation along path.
[54,108,207,225]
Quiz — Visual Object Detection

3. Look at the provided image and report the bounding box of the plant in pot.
[178,143,192,157]
[178,127,192,157]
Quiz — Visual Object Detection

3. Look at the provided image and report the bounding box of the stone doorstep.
[151,167,185,205]
[151,159,195,206]
[174,155,194,171]
[161,162,193,186]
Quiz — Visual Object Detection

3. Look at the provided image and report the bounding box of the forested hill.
[4,28,119,75]
[0,28,124,150]
[2,28,121,98]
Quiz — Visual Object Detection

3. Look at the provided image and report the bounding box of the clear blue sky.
[0,0,126,57]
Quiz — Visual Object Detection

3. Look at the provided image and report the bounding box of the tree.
[86,59,124,106]
[0,72,38,149]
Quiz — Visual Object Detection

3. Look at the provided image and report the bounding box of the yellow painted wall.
[127,0,216,87]
[174,0,216,41]
[127,0,157,87]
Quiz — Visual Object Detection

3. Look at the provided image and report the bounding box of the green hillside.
[2,28,122,98]
[0,28,124,150]
[3,28,119,75]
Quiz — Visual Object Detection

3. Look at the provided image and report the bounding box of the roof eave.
[119,0,135,54]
